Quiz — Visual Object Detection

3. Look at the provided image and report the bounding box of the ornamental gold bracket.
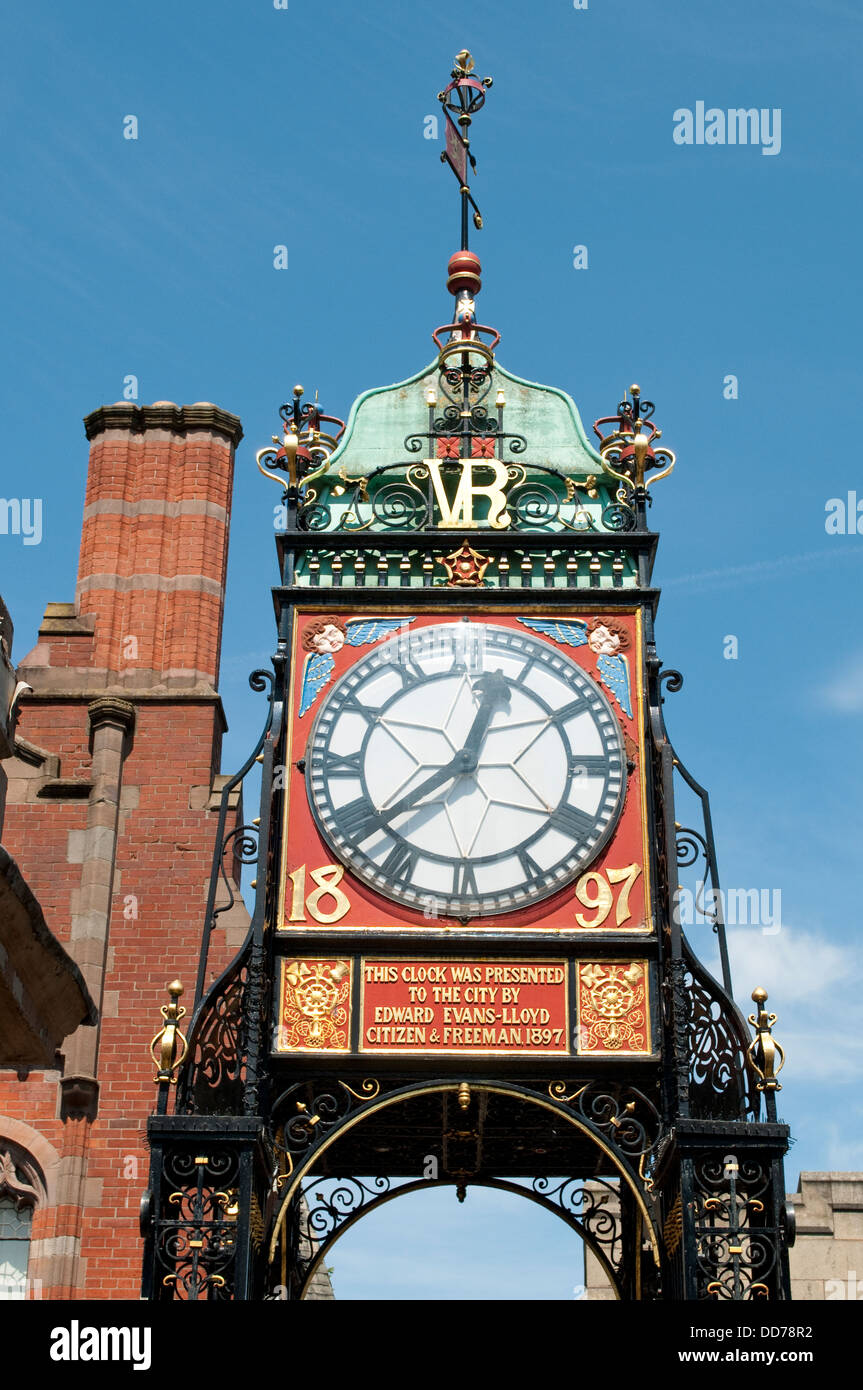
[747,987,785,1091]
[149,979,188,1084]
[594,385,676,494]
[256,384,345,492]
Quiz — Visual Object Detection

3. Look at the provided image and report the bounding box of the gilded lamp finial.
[593,386,676,499]
[255,386,346,497]
[150,979,188,1085]
[747,987,785,1091]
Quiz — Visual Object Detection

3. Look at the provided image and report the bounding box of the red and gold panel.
[278,608,650,934]
[575,960,651,1056]
[360,957,569,1055]
[276,958,352,1052]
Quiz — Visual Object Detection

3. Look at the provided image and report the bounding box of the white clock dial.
[305,621,626,918]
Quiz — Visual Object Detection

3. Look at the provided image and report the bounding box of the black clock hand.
[378,670,511,823]
[460,670,510,759]
[378,756,470,822]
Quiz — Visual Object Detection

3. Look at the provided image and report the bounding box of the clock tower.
[141,52,793,1302]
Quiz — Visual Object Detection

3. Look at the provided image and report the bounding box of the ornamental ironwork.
[692,1154,779,1301]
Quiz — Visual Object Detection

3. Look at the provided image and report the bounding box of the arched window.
[0,1149,39,1301]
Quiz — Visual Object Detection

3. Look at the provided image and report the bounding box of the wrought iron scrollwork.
[530,1175,623,1272]
[671,742,732,994]
[508,481,561,527]
[371,480,431,529]
[659,668,684,696]
[281,1171,628,1301]
[177,953,249,1116]
[548,1080,662,1184]
[271,1078,383,1169]
[683,942,758,1121]
[601,499,637,532]
[675,825,723,932]
[193,666,274,1010]
[176,661,280,1116]
[301,1177,391,1251]
[297,500,332,531]
[330,456,622,535]
[154,1149,241,1300]
[692,1154,778,1300]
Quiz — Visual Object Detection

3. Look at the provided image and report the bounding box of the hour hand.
[377,755,466,823]
[377,671,510,823]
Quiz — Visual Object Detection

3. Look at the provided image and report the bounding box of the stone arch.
[0,1118,59,1206]
[0,1131,50,1301]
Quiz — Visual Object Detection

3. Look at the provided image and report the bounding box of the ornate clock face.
[304,621,626,918]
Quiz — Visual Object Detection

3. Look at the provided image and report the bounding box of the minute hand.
[378,671,511,823]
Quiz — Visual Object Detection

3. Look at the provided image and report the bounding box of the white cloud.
[818,652,863,713]
[728,927,854,1009]
[723,926,863,1086]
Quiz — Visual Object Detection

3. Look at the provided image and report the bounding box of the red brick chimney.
[22,402,242,692]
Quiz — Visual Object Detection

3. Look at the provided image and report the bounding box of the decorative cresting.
[262,362,639,541]
[692,1154,780,1301]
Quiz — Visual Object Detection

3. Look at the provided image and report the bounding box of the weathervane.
[438,50,492,251]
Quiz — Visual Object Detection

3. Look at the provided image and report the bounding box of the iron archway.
[267,1078,662,1300]
[292,1172,625,1300]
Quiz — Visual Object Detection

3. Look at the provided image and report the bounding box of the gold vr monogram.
[424,457,511,529]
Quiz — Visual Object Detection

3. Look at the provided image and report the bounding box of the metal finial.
[747,987,785,1091]
[438,50,493,250]
[593,387,677,501]
[150,980,188,1085]
[255,386,346,499]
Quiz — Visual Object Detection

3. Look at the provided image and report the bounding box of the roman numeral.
[454,861,479,897]
[380,842,418,883]
[336,798,382,844]
[551,802,596,842]
[323,751,363,778]
[517,849,544,881]
[340,693,380,720]
[514,656,538,685]
[569,755,608,777]
[394,658,426,685]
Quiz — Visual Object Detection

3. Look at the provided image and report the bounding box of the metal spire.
[438,50,492,251]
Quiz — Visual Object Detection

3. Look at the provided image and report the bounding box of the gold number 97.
[574,863,642,928]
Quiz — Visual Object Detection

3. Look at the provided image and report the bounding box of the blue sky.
[2,0,862,1298]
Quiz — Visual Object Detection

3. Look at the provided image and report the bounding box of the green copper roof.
[324,358,605,481]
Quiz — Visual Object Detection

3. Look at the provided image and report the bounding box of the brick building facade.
[0,402,250,1298]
